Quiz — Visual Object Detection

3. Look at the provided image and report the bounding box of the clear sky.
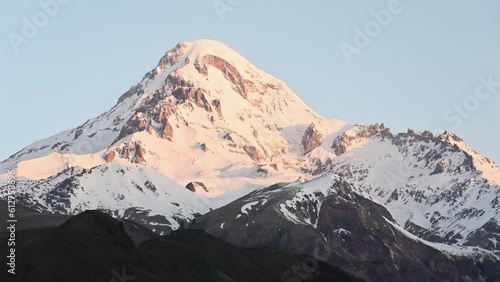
[1,0,499,164]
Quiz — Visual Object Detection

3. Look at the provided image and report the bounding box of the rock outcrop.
[302,123,323,154]
[185,182,209,193]
[195,54,247,99]
[431,160,447,175]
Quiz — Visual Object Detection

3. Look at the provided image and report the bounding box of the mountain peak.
[183,39,241,57]
[148,39,254,81]
[126,38,306,105]
[2,39,323,173]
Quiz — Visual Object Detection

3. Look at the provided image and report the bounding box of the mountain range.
[1,39,499,281]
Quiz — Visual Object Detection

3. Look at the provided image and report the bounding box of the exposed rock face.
[185,182,209,193]
[117,84,144,104]
[431,160,447,175]
[161,120,174,140]
[115,69,235,144]
[195,54,247,99]
[212,99,223,118]
[156,42,189,70]
[256,168,268,176]
[134,143,146,164]
[332,124,391,156]
[115,97,178,143]
[103,150,116,163]
[165,73,195,89]
[242,145,265,162]
[196,178,500,282]
[200,143,208,152]
[464,219,500,250]
[302,123,323,154]
[459,153,476,172]
[222,132,267,162]
[269,163,278,171]
[118,142,147,164]
[172,88,211,112]
[256,164,279,176]
[403,221,445,243]
[332,134,355,156]
[73,129,84,140]
[116,114,149,141]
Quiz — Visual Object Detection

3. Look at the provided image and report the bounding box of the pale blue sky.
[1,0,499,164]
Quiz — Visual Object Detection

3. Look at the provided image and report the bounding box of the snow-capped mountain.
[196,176,500,282]
[0,39,499,251]
[312,126,500,252]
